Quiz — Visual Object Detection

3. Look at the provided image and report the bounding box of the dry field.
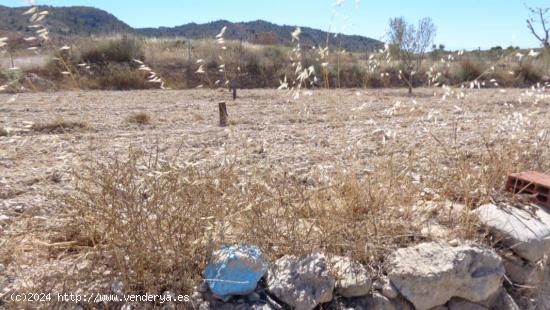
[0,88,549,306]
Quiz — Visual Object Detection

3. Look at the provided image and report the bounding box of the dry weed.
[31,119,87,133]
[38,126,548,295]
[126,112,152,125]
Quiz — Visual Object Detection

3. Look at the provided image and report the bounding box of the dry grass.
[1,89,548,307]
[13,34,549,91]
[59,151,424,293]
[31,119,87,133]
[126,112,152,125]
[53,128,549,294]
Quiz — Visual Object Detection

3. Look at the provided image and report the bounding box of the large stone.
[491,290,520,310]
[367,292,396,310]
[329,256,372,297]
[387,242,504,310]
[335,292,395,310]
[447,298,488,310]
[197,300,274,310]
[267,253,335,310]
[475,203,550,263]
[204,245,268,301]
[501,251,545,286]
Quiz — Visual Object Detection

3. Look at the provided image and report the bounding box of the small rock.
[246,292,260,302]
[329,255,372,297]
[475,203,550,264]
[336,292,395,310]
[447,298,488,310]
[111,281,124,296]
[13,204,25,213]
[367,292,395,310]
[491,290,520,310]
[267,253,335,310]
[374,276,398,299]
[381,280,398,299]
[388,242,504,310]
[198,281,209,293]
[440,200,466,219]
[448,239,460,247]
[204,245,268,301]
[198,300,274,310]
[421,222,450,239]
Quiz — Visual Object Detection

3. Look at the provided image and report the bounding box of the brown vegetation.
[126,112,152,125]
[5,35,548,92]
[31,119,87,133]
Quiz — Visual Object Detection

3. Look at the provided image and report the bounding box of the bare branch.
[526,6,550,48]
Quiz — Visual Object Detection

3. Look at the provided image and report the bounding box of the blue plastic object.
[204,244,268,301]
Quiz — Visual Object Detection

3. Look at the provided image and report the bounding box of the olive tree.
[387,17,436,94]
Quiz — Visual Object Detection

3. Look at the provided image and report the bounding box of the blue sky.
[0,0,548,50]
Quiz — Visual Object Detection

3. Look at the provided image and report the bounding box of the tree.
[526,6,549,49]
[387,17,436,94]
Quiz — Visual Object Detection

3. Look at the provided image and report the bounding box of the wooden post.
[230,80,237,100]
[219,101,228,127]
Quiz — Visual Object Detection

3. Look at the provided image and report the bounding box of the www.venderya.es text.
[10,292,190,304]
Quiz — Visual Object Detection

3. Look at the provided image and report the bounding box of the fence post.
[230,80,237,100]
[219,101,228,127]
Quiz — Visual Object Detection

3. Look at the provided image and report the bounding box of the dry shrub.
[426,130,550,215]
[85,66,156,90]
[456,59,485,82]
[48,125,550,296]
[515,63,543,85]
[65,153,421,292]
[31,119,87,134]
[126,112,152,125]
[81,36,144,64]
[63,152,253,292]
[0,127,7,137]
[56,149,476,291]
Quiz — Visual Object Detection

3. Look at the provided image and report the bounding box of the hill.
[0,5,381,51]
[138,20,382,52]
[0,5,133,36]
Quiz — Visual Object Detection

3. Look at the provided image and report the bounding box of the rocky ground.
[0,88,550,309]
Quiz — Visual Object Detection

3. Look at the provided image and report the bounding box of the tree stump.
[219,101,229,127]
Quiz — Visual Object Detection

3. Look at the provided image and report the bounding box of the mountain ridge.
[0,5,382,51]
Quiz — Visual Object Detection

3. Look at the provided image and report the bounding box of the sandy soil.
[0,88,549,304]
[1,88,549,215]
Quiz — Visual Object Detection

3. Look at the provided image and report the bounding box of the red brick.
[506,171,550,209]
